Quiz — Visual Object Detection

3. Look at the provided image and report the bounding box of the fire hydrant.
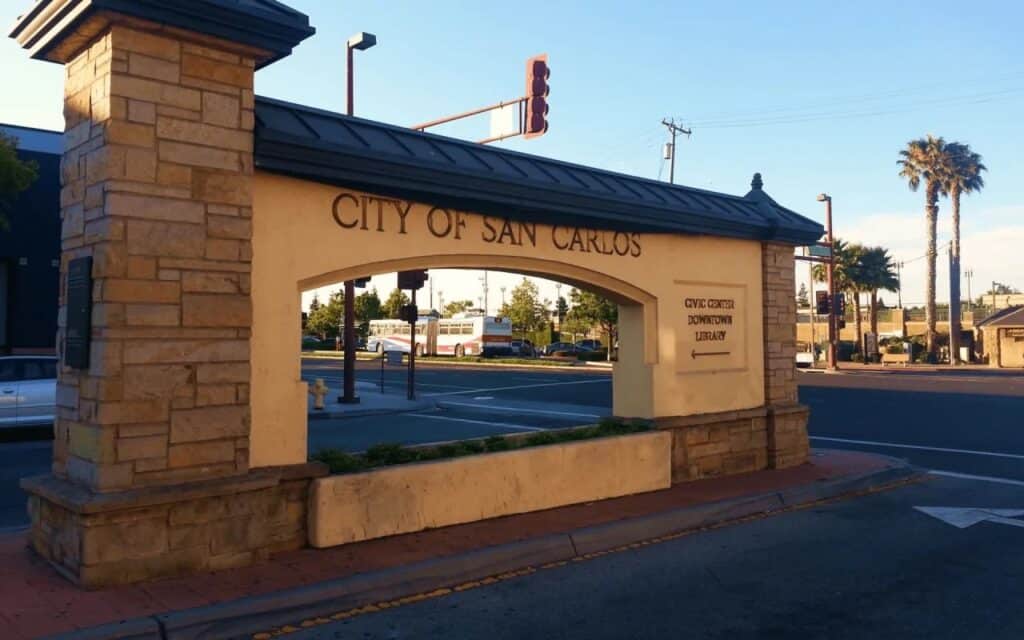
[309,378,329,410]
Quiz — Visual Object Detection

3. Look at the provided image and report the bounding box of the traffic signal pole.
[824,197,838,371]
[408,288,416,401]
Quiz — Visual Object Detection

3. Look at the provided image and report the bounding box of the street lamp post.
[817,193,838,371]
[341,31,377,405]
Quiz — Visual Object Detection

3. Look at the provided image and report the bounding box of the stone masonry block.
[182,293,251,327]
[170,405,248,443]
[168,439,236,467]
[181,54,252,88]
[107,192,204,223]
[125,219,205,257]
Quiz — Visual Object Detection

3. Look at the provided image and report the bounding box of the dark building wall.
[0,147,60,353]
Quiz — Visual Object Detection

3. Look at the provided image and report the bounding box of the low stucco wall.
[308,431,672,548]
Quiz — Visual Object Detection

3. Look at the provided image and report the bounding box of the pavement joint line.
[436,400,605,419]
[249,464,923,639]
[425,378,611,397]
[929,470,1024,487]
[411,413,549,432]
[810,436,1024,460]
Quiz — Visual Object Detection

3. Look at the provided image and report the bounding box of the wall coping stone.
[653,406,769,429]
[21,461,327,515]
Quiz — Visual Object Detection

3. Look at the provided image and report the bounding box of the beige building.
[976,306,1024,368]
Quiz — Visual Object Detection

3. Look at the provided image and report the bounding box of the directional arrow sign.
[691,349,730,359]
[914,506,1024,529]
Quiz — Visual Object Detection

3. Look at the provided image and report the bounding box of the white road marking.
[472,396,495,400]
[810,436,1024,461]
[914,506,1024,529]
[426,378,610,397]
[306,376,472,390]
[438,401,603,419]
[413,413,547,432]
[929,470,1024,488]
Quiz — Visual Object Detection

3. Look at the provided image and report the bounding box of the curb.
[46,459,924,640]
[307,400,437,421]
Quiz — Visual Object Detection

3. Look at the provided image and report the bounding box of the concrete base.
[308,431,672,548]
[22,463,327,588]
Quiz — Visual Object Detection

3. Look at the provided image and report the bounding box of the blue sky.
[2,0,1021,309]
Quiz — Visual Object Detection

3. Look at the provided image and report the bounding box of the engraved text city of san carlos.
[331,192,642,258]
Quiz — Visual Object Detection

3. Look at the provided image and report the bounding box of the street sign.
[915,506,1024,529]
[808,244,832,258]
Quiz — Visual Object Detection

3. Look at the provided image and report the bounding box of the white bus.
[366,315,512,357]
[366,318,436,356]
[436,315,511,357]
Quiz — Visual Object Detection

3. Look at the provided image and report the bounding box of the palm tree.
[898,135,952,360]
[942,143,986,364]
[859,246,900,350]
[812,239,867,354]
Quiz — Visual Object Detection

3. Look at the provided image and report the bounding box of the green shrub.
[311,418,652,475]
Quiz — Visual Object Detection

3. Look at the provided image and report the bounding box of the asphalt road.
[1,361,1022,529]
[286,474,1024,639]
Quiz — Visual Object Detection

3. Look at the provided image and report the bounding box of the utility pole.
[896,261,903,309]
[661,118,692,184]
[806,247,816,362]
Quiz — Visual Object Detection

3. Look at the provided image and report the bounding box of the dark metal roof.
[254,97,824,245]
[976,306,1024,328]
[9,0,314,69]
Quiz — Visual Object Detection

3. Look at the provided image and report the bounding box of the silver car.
[0,356,57,427]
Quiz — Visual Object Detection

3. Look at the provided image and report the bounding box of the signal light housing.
[524,54,550,139]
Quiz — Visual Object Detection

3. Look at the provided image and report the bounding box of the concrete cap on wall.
[8,0,315,68]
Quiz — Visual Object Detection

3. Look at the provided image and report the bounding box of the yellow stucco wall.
[251,173,766,467]
[308,430,672,547]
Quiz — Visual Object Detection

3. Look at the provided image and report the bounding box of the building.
[975,306,1024,368]
[0,123,61,355]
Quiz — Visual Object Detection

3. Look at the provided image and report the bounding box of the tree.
[443,299,474,318]
[382,288,410,319]
[555,296,568,322]
[354,289,382,337]
[306,290,343,338]
[0,132,38,230]
[796,284,809,309]
[941,142,986,364]
[568,288,618,360]
[858,246,899,344]
[899,135,953,359]
[498,278,545,335]
[812,239,867,353]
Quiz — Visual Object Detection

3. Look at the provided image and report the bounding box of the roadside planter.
[308,430,671,547]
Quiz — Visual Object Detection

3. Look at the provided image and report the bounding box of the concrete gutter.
[48,460,923,640]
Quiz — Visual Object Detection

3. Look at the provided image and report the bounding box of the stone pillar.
[55,24,256,492]
[12,1,322,587]
[761,242,810,468]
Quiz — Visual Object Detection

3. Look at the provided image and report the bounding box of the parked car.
[795,351,815,368]
[510,339,535,357]
[0,356,57,428]
[575,339,603,351]
[543,342,579,356]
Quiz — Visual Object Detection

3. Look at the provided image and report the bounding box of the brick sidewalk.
[0,449,894,639]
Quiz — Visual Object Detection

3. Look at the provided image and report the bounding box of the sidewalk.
[807,362,1023,376]
[307,381,434,420]
[0,449,919,639]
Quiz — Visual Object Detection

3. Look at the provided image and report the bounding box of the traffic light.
[815,291,830,315]
[400,303,418,324]
[834,292,846,317]
[353,277,371,288]
[524,54,549,139]
[397,269,428,291]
